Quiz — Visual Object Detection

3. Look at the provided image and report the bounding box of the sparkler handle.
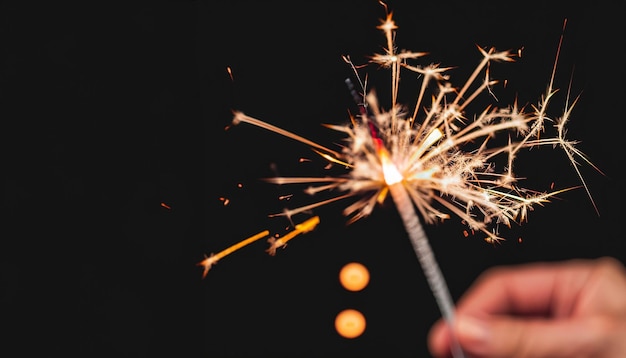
[388,182,465,358]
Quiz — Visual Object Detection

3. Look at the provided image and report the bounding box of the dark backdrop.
[2,1,624,357]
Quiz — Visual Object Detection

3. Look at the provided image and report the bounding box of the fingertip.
[454,315,491,353]
[428,319,453,358]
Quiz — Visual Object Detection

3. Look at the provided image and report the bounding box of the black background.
[2,1,624,357]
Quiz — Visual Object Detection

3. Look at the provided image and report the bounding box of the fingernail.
[456,316,490,343]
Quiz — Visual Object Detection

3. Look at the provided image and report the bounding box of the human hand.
[428,257,626,358]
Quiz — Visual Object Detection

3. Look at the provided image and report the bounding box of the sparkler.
[200,3,599,357]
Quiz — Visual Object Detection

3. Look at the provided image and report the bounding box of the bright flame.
[379,147,404,185]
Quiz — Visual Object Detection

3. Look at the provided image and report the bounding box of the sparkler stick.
[379,143,465,357]
[389,181,465,358]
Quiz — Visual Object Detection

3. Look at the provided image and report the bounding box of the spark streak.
[197,230,269,279]
[197,216,321,278]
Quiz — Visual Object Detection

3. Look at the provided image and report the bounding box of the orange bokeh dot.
[335,309,366,339]
[339,262,370,291]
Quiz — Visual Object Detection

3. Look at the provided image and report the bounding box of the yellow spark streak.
[313,149,353,168]
[197,230,270,279]
[264,177,349,185]
[405,64,452,127]
[268,193,356,218]
[266,216,321,255]
[408,128,443,165]
[232,111,341,158]
[197,217,320,278]
[414,85,453,141]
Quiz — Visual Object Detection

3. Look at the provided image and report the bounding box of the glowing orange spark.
[266,216,320,256]
[197,230,269,278]
[226,66,233,81]
[198,216,320,278]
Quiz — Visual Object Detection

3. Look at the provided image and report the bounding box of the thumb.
[453,315,597,358]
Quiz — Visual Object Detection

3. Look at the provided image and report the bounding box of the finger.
[427,318,453,358]
[454,314,603,358]
[456,259,596,317]
[428,261,589,358]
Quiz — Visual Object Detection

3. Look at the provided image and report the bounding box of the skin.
[428,257,626,358]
